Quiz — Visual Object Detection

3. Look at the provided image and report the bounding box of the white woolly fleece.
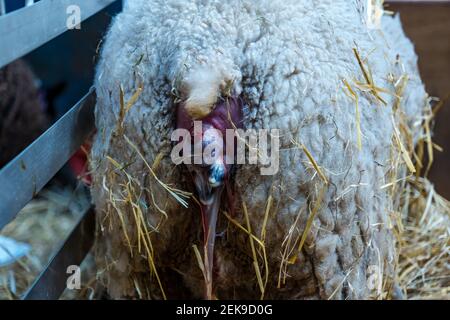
[91,0,426,299]
[182,65,230,118]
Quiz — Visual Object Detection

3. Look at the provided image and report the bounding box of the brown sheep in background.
[0,60,48,168]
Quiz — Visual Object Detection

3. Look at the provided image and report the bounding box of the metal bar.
[0,88,96,231]
[0,0,117,68]
[0,0,5,15]
[23,206,95,300]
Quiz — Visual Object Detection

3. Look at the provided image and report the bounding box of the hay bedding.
[0,185,92,300]
[397,178,450,299]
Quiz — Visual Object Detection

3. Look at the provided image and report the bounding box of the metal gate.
[0,0,117,299]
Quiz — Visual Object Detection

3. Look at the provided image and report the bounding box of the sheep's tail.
[181,66,225,119]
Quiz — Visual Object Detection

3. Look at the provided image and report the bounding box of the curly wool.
[91,0,426,299]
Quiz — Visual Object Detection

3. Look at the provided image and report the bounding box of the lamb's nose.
[208,161,225,187]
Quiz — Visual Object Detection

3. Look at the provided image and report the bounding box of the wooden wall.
[388,1,450,198]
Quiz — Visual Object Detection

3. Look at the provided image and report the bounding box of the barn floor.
[0,183,93,299]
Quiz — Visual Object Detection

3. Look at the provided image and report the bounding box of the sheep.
[91,0,426,299]
[0,60,48,168]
